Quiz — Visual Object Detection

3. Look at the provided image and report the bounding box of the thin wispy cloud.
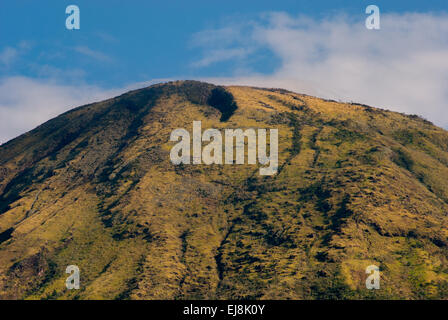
[0,47,18,66]
[75,46,113,63]
[95,32,119,43]
[0,41,31,67]
[192,48,253,67]
[192,12,448,128]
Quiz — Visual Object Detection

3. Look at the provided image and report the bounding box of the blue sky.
[1,0,446,86]
[0,1,447,143]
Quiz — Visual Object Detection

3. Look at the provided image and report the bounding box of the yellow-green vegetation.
[1,80,448,299]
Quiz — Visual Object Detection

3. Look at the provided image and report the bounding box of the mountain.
[1,80,448,299]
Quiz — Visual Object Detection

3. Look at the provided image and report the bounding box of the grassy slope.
[0,81,448,299]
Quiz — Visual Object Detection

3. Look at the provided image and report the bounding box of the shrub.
[207,87,238,121]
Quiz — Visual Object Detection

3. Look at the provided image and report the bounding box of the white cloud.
[0,77,118,144]
[192,12,448,128]
[0,77,171,144]
[2,11,447,144]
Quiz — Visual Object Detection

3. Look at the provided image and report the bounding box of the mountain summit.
[1,80,448,299]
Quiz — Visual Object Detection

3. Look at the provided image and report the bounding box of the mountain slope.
[1,80,448,299]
